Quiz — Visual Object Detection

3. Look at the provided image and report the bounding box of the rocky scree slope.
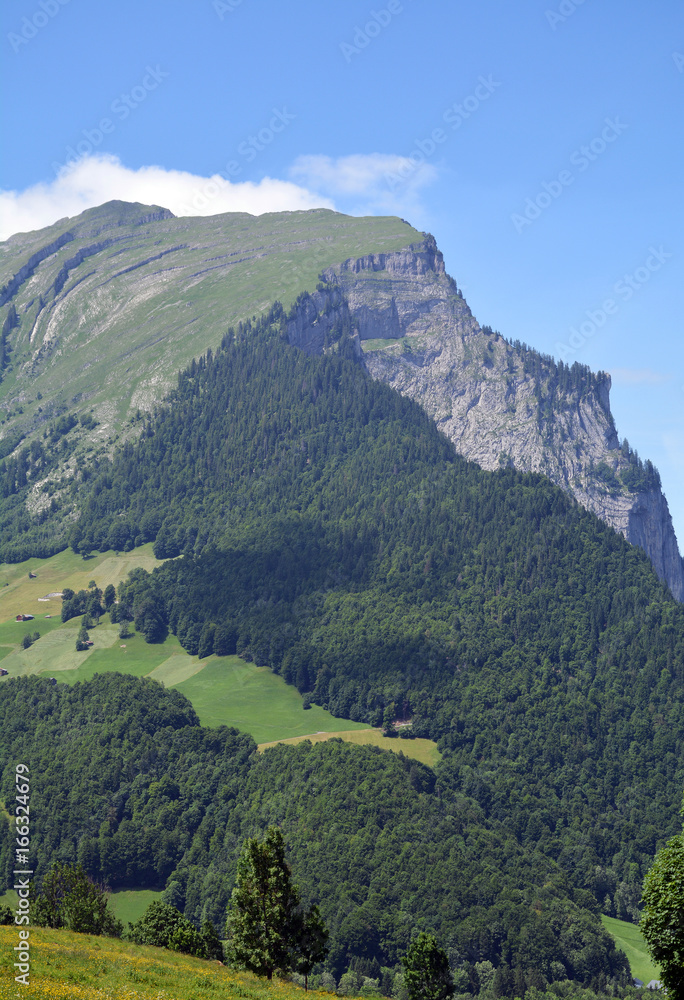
[288,237,683,600]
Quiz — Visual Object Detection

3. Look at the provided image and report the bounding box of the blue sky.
[2,0,683,545]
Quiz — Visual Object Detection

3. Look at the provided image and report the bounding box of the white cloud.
[0,154,335,241]
[0,151,441,242]
[289,153,439,218]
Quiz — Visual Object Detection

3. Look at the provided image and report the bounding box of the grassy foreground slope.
[0,925,331,1000]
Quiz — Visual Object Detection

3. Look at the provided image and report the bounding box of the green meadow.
[0,889,17,911]
[601,915,661,983]
[0,615,437,763]
[0,547,439,764]
[1,886,162,930]
[174,657,368,744]
[106,890,164,929]
[259,727,441,767]
[0,544,164,623]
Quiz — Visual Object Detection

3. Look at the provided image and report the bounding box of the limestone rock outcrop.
[290,238,684,600]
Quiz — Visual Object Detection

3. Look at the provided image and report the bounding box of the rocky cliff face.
[291,238,684,601]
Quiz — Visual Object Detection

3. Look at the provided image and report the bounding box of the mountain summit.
[307,238,684,600]
[0,202,681,598]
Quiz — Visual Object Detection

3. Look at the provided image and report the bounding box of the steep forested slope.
[0,675,630,992]
[0,674,254,887]
[53,305,684,915]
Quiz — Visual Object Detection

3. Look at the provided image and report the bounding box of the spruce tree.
[226,827,301,980]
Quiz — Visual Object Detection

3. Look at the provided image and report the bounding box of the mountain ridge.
[289,238,684,599]
[0,201,681,599]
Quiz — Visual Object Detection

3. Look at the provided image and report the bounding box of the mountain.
[0,201,419,436]
[65,306,684,911]
[3,303,683,987]
[306,240,684,600]
[0,202,681,599]
[2,205,684,990]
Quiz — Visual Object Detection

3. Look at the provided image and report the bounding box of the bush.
[33,862,122,937]
[169,920,207,958]
[128,900,214,959]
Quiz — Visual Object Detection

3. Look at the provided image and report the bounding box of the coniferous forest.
[1,299,683,993]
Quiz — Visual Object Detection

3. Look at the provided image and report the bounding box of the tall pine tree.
[226,827,301,980]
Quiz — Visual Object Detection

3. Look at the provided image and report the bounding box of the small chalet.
[16,613,34,621]
[0,668,8,677]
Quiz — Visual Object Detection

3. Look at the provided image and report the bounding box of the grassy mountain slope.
[0,202,419,442]
[600,917,661,983]
[0,543,164,621]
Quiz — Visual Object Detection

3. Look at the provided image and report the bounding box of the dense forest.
[0,674,631,994]
[2,297,683,989]
[56,302,684,906]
